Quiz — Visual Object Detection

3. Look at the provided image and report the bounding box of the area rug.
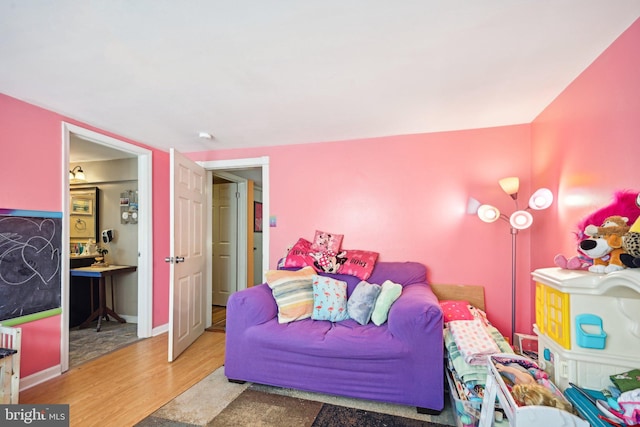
[69,320,140,367]
[136,367,456,427]
[211,389,450,427]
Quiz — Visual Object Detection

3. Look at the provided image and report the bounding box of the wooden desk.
[70,265,137,332]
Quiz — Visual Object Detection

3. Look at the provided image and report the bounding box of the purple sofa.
[224,261,444,413]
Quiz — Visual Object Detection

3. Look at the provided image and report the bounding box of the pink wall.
[0,94,171,377]
[530,19,640,303]
[191,124,533,336]
[2,16,638,381]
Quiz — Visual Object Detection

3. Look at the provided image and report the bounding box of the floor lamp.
[467,177,553,343]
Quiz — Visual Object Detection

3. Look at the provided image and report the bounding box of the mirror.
[70,186,100,244]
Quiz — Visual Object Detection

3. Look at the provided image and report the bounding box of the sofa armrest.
[387,283,443,341]
[226,283,277,331]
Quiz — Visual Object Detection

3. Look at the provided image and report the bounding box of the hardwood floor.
[212,305,226,327]
[20,331,225,427]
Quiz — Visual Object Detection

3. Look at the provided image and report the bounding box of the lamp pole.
[510,227,518,345]
[468,178,553,346]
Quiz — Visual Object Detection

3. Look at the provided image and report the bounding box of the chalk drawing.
[0,209,62,322]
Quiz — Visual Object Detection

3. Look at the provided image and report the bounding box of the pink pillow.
[283,238,315,268]
[439,300,474,323]
[337,250,379,280]
[310,230,343,253]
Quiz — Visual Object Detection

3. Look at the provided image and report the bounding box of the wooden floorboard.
[20,331,225,427]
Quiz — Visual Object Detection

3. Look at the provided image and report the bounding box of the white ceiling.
[2,1,639,154]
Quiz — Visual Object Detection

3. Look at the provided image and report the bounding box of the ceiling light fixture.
[198,132,213,140]
[69,166,86,183]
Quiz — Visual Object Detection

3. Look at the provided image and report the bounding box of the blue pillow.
[311,275,349,322]
[347,281,382,325]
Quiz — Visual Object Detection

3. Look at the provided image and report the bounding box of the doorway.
[211,177,239,306]
[199,157,270,329]
[62,123,153,372]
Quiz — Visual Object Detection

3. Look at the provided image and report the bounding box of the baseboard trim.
[20,364,61,392]
[152,323,168,336]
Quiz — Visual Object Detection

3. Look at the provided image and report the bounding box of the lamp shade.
[477,204,500,223]
[498,177,520,196]
[528,188,553,210]
[70,166,86,182]
[510,210,533,230]
[466,197,482,215]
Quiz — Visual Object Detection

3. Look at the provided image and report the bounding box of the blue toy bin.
[575,314,607,349]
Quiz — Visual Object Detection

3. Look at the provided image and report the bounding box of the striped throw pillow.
[266,266,316,323]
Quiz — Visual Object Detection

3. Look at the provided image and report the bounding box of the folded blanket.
[445,326,513,385]
[445,329,488,385]
[448,319,501,365]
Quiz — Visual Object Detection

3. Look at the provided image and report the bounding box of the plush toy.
[620,194,640,268]
[580,215,630,273]
[555,190,640,270]
[553,253,591,270]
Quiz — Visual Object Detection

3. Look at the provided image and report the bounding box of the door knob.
[175,257,185,263]
[164,257,173,263]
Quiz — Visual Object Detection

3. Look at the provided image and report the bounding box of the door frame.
[61,123,153,372]
[199,157,270,319]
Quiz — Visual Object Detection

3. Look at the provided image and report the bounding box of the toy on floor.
[511,383,575,414]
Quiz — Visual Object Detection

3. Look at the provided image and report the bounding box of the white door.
[212,182,238,306]
[168,149,207,362]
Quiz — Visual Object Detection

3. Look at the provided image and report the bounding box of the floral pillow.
[310,230,344,253]
[337,250,379,280]
[311,275,349,322]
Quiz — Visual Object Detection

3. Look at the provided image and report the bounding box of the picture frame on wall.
[254,201,263,232]
[71,195,93,215]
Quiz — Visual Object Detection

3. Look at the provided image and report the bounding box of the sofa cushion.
[283,238,315,269]
[266,266,316,323]
[371,280,403,326]
[280,261,429,297]
[347,281,382,325]
[367,261,427,286]
[439,300,474,323]
[311,275,349,322]
[337,250,379,280]
[310,230,343,253]
[246,317,402,359]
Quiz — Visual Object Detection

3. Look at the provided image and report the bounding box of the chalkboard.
[0,209,62,322]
